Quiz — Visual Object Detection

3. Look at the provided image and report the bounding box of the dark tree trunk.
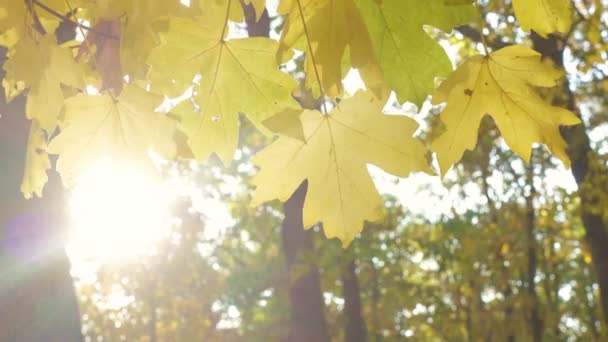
[281,182,331,342]
[342,259,367,342]
[503,285,515,342]
[241,0,270,38]
[525,163,543,342]
[531,32,608,325]
[0,30,83,341]
[369,261,382,342]
[241,4,330,342]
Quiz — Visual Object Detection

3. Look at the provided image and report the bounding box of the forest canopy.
[1,0,608,341]
[0,0,584,244]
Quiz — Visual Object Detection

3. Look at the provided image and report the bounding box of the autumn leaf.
[251,91,431,245]
[3,34,84,132]
[431,45,581,174]
[75,0,190,81]
[262,108,306,142]
[277,0,377,98]
[21,120,51,199]
[148,2,299,164]
[0,0,68,46]
[354,0,477,106]
[513,0,572,38]
[48,84,176,184]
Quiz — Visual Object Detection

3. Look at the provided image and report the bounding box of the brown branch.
[455,25,511,51]
[32,0,119,40]
[295,0,328,113]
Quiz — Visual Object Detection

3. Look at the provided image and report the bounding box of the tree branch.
[32,0,119,40]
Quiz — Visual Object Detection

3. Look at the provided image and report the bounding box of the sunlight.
[66,159,174,262]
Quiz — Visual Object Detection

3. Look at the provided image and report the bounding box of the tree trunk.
[281,181,331,342]
[369,260,382,342]
[0,33,83,341]
[531,32,608,325]
[342,258,367,342]
[240,5,330,342]
[242,0,270,37]
[525,163,543,342]
[502,283,515,342]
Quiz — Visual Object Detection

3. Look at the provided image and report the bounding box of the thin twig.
[295,0,328,114]
[32,0,119,40]
[62,0,95,64]
[63,0,87,41]
[25,0,47,34]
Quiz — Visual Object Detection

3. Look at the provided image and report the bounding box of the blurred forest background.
[2,0,608,341]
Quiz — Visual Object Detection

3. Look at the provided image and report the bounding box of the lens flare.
[66,159,173,262]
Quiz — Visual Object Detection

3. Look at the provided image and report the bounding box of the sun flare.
[66,159,174,262]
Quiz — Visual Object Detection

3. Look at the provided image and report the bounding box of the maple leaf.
[21,120,51,199]
[354,0,477,106]
[277,0,378,98]
[0,0,68,46]
[3,34,84,132]
[251,91,431,245]
[74,0,190,81]
[199,0,245,22]
[48,84,176,184]
[513,0,572,38]
[431,45,581,174]
[262,108,306,142]
[148,1,299,164]
[0,0,26,46]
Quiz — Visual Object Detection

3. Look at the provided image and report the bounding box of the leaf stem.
[219,0,232,41]
[295,0,328,114]
[480,32,489,55]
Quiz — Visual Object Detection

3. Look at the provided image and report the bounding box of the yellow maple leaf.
[0,0,67,46]
[3,34,84,132]
[199,0,245,22]
[512,0,572,38]
[21,120,51,199]
[251,91,431,245]
[74,0,189,81]
[48,84,176,184]
[148,2,299,164]
[431,45,581,174]
[277,0,377,98]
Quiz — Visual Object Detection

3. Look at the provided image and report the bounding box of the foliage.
[431,45,580,174]
[0,0,585,245]
[251,91,429,244]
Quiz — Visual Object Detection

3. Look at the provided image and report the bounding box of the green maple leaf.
[354,0,477,106]
[251,91,431,245]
